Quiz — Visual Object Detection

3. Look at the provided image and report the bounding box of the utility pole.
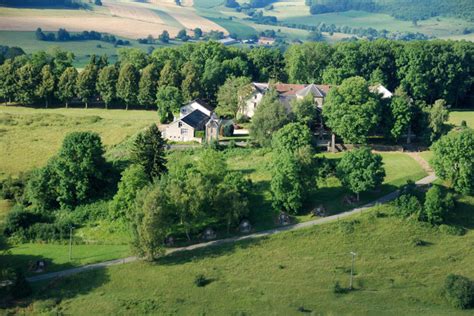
[349,251,357,290]
[69,226,74,261]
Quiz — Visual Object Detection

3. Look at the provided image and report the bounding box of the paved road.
[27,174,436,283]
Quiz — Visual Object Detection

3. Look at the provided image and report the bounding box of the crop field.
[11,199,474,315]
[0,106,159,178]
[0,0,226,40]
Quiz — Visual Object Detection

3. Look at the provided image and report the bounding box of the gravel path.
[26,173,436,283]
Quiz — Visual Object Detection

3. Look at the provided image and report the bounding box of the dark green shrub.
[393,194,422,218]
[3,208,45,236]
[11,270,32,299]
[71,200,109,224]
[194,274,210,287]
[195,130,205,139]
[27,222,70,242]
[442,274,474,309]
[439,224,465,236]
[333,281,349,294]
[221,123,234,137]
[422,186,455,225]
[0,173,29,203]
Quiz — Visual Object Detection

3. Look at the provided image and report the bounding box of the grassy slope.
[226,149,427,230]
[0,106,158,177]
[27,201,474,315]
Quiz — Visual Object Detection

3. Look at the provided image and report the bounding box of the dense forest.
[305,0,474,22]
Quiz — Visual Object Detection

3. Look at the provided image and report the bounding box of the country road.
[26,173,436,283]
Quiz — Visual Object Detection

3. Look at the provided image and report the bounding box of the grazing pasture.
[14,201,474,315]
[0,106,159,178]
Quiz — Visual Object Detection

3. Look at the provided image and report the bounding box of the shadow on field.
[446,198,474,230]
[33,268,110,305]
[157,237,267,266]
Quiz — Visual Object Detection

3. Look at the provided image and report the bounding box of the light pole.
[69,226,74,261]
[349,251,357,290]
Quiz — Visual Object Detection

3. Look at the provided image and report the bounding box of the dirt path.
[26,173,436,283]
[406,152,434,175]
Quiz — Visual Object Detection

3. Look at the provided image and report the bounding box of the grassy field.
[0,105,158,177]
[16,199,474,315]
[449,110,474,129]
[0,31,176,68]
[0,243,130,277]
[225,148,427,230]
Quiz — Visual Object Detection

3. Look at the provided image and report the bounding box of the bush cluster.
[442,274,474,309]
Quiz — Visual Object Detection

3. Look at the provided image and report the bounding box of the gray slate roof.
[181,110,210,128]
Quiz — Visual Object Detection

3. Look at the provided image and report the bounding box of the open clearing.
[0,106,158,177]
[15,199,474,315]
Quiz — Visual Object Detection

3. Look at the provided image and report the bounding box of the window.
[178,122,182,128]
[181,128,188,135]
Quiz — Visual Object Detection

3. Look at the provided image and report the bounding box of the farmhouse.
[241,82,392,118]
[258,37,276,46]
[164,100,221,143]
[241,82,331,118]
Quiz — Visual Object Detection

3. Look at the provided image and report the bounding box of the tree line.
[0,40,472,118]
[305,0,474,23]
[35,28,130,46]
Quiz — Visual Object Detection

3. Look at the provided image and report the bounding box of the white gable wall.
[180,101,212,118]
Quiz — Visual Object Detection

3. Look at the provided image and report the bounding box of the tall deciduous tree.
[292,95,319,129]
[0,59,18,104]
[180,62,201,102]
[285,42,333,83]
[109,164,149,220]
[53,132,107,208]
[156,85,183,123]
[250,90,288,147]
[132,184,172,261]
[131,124,167,180]
[323,76,381,144]
[76,64,97,108]
[96,65,118,109]
[216,76,252,118]
[389,87,413,142]
[138,63,158,108]
[336,147,385,201]
[427,99,449,142]
[15,63,37,105]
[159,60,180,88]
[116,63,138,110]
[431,128,474,195]
[36,64,55,108]
[56,67,77,108]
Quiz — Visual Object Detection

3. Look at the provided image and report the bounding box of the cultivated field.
[14,199,474,315]
[0,106,159,177]
[0,0,226,39]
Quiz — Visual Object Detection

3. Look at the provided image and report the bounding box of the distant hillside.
[306,0,474,22]
[0,0,85,8]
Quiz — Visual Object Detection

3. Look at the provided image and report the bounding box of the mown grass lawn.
[449,110,474,129]
[21,200,474,315]
[0,105,158,178]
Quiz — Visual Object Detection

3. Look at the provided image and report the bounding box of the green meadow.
[17,199,474,315]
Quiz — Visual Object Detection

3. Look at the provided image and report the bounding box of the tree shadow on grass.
[1,253,110,311]
[308,183,399,216]
[445,197,474,230]
[158,236,267,267]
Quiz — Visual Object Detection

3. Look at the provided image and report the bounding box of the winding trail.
[27,170,436,283]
